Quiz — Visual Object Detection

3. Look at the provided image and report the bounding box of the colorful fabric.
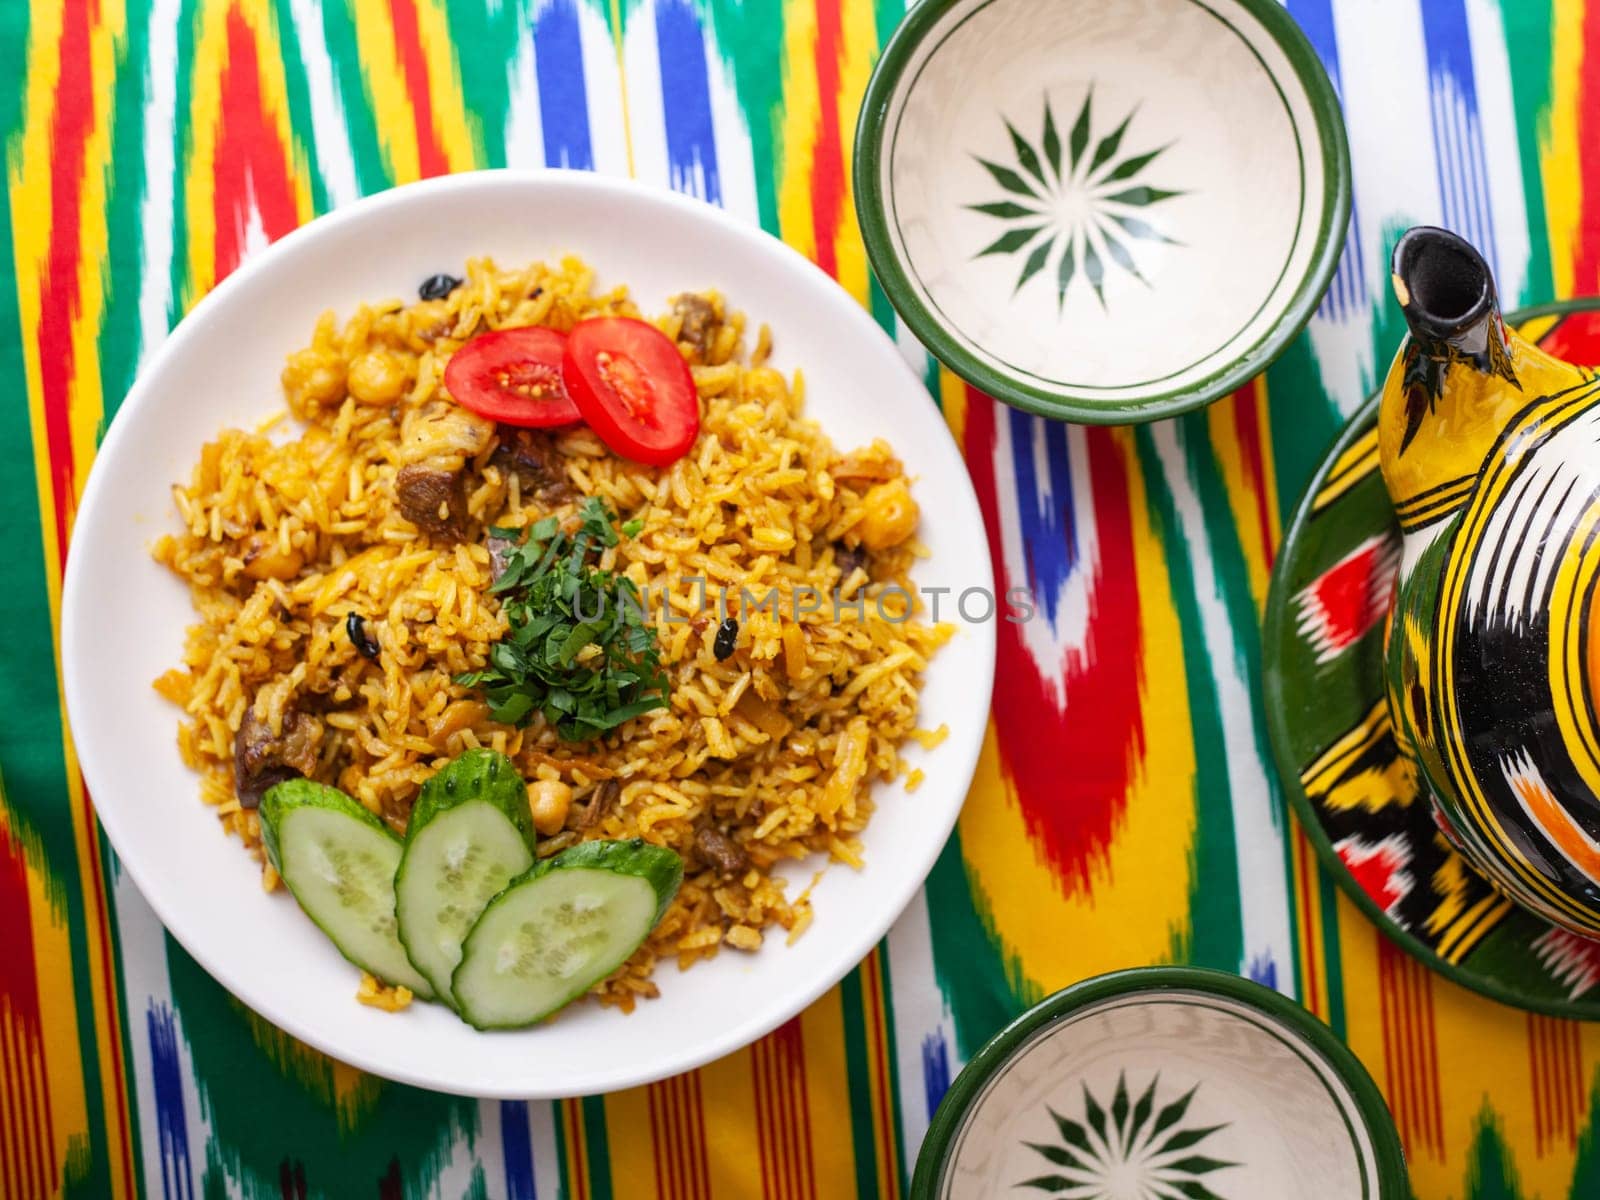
[3,1,1598,1197]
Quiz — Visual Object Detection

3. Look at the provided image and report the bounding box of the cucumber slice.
[260,780,434,999]
[395,749,536,1000]
[451,839,683,1029]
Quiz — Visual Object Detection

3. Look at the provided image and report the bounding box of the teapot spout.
[1390,225,1510,375]
[1378,228,1530,496]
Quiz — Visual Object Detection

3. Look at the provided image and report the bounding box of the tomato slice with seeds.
[443,326,581,428]
[562,317,700,466]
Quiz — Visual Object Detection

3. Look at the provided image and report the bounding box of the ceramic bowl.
[855,0,1351,424]
[59,170,996,1098]
[914,967,1408,1198]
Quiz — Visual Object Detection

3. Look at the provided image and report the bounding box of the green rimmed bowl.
[855,0,1351,424]
[913,967,1408,1199]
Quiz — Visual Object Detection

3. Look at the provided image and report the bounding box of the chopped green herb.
[456,498,668,741]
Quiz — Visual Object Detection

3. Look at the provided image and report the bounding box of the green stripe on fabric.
[924,831,1029,1059]
[701,0,785,235]
[168,0,202,319]
[440,0,538,167]
[269,0,335,217]
[1464,1107,1521,1199]
[552,1101,574,1200]
[1318,866,1347,1041]
[873,0,905,47]
[1262,335,1346,532]
[164,940,475,1195]
[95,9,159,1182]
[1133,422,1245,972]
[316,0,394,193]
[839,966,884,1200]
[1497,0,1556,308]
[97,0,153,430]
[581,1095,614,1200]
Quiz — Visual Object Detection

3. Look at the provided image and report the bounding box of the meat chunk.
[572,778,621,831]
[394,398,493,540]
[492,427,576,503]
[833,541,868,581]
[396,463,468,539]
[234,705,322,808]
[486,530,518,581]
[672,293,721,361]
[694,825,750,876]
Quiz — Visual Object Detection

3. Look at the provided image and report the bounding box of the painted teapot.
[1381,225,1600,938]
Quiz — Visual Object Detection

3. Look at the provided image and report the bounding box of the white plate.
[61,170,995,1099]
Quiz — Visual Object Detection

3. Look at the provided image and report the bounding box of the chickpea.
[281,348,346,407]
[857,478,919,550]
[529,779,573,836]
[347,351,408,405]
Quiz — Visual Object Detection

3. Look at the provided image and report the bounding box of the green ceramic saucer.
[854,0,1350,424]
[1263,298,1600,1020]
[913,967,1408,1199]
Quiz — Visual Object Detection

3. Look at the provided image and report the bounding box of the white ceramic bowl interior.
[862,0,1345,419]
[939,988,1391,1198]
[61,170,995,1098]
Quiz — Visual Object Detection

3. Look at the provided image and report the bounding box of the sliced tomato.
[443,326,581,427]
[562,317,700,466]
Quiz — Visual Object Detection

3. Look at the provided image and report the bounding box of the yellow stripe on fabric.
[349,0,424,183]
[1206,388,1273,612]
[65,0,121,484]
[939,368,968,446]
[958,429,1197,987]
[9,0,135,1192]
[604,1082,657,1196]
[1338,889,1591,1194]
[1288,822,1331,1021]
[182,0,230,303]
[412,0,479,170]
[860,949,901,1200]
[777,0,820,261]
[242,0,318,225]
[1544,0,1585,298]
[10,0,64,632]
[1,787,92,1200]
[830,0,877,306]
[800,990,863,1198]
[699,1048,759,1197]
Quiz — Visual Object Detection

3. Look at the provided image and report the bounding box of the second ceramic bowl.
[914,967,1408,1198]
[856,0,1351,424]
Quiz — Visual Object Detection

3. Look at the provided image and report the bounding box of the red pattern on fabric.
[386,0,450,179]
[962,388,1144,894]
[808,0,844,276]
[0,816,55,1200]
[213,7,302,283]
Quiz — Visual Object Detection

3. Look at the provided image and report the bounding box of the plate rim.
[1261,295,1600,1022]
[852,0,1353,425]
[59,167,998,1097]
[910,965,1409,1198]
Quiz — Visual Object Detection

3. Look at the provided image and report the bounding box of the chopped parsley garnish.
[455,497,668,741]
